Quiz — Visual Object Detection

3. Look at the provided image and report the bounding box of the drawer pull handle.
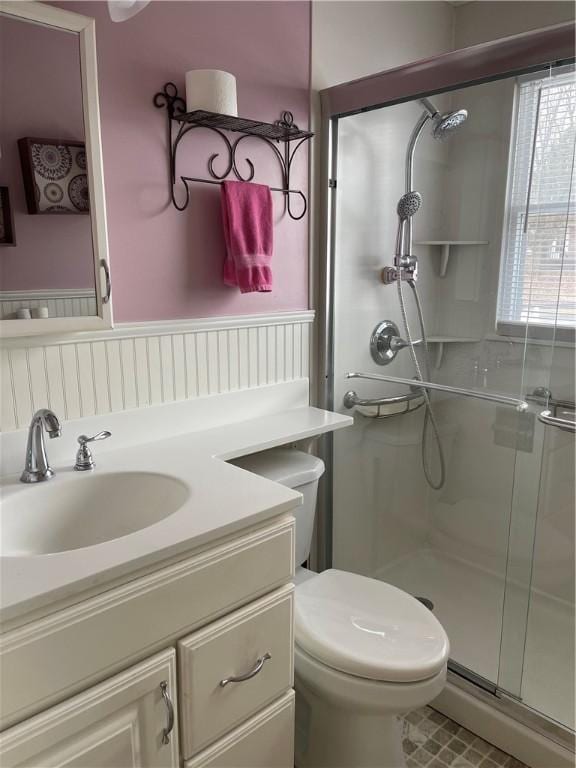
[160,681,175,745]
[219,652,272,687]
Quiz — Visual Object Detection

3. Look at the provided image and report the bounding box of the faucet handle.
[77,431,111,446]
[75,431,111,471]
[390,335,423,352]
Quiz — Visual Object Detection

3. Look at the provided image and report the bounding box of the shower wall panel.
[332,100,450,576]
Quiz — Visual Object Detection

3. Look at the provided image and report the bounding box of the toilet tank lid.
[230,448,325,489]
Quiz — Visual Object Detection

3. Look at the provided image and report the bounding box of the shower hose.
[396,274,446,490]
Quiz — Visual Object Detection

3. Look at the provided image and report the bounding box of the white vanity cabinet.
[0,649,180,767]
[0,515,296,768]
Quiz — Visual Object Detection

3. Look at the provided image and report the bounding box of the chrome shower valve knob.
[74,430,111,471]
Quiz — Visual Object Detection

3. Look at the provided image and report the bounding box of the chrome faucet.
[20,409,62,484]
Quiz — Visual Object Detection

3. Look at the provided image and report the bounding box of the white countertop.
[0,389,351,625]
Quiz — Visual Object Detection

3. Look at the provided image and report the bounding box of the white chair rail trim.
[0,311,315,349]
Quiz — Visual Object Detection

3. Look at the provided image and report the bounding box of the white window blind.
[497,68,576,339]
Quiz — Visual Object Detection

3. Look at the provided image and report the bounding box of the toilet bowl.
[295,646,446,768]
[294,567,448,767]
[231,448,450,768]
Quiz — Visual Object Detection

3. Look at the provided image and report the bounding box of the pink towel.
[221,181,273,293]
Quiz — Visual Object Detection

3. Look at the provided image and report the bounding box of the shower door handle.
[538,409,576,434]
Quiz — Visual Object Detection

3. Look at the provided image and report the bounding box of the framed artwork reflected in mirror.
[18,138,89,215]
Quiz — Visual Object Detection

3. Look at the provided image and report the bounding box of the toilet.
[231,448,450,768]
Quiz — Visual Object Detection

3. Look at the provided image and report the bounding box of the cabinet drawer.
[0,517,294,730]
[184,691,295,768]
[0,649,179,768]
[179,585,294,758]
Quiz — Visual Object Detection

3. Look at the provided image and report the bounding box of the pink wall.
[57,1,311,322]
[0,16,95,291]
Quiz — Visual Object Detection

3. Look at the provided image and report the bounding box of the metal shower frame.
[314,20,575,752]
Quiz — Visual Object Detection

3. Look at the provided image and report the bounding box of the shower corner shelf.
[153,82,314,220]
[415,241,489,277]
[427,336,481,369]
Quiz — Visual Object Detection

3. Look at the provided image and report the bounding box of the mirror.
[0,1,112,337]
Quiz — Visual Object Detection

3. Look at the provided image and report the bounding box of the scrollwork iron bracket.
[153,83,312,220]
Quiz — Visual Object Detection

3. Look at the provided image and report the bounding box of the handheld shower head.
[395,191,422,262]
[397,191,422,220]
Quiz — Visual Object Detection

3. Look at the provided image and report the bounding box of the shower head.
[397,191,422,220]
[431,109,468,139]
[395,99,468,267]
[419,98,468,139]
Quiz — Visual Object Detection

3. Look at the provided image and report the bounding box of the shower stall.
[317,24,575,752]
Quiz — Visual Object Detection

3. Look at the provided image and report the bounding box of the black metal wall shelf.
[174,109,313,142]
[154,82,313,220]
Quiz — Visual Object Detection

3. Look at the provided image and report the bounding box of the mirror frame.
[0,0,113,337]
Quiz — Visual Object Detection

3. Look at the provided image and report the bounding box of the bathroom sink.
[1,471,190,556]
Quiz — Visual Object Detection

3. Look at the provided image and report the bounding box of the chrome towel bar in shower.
[346,372,529,412]
[538,410,576,434]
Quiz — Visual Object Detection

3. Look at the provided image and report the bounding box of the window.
[497,68,576,340]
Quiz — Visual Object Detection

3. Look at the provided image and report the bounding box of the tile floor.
[401,706,528,768]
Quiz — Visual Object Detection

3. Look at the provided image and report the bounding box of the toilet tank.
[230,448,325,566]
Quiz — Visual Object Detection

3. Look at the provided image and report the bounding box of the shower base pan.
[377,548,574,761]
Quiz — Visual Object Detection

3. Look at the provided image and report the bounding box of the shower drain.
[415,596,434,611]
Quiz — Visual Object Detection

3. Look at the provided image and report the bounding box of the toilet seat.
[295,569,449,683]
[295,645,447,715]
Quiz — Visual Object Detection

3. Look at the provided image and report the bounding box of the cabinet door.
[184,692,295,768]
[0,649,179,768]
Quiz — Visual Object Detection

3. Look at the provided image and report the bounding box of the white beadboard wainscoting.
[0,311,313,432]
[0,289,98,320]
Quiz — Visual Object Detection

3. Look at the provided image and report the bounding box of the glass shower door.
[327,60,575,730]
[498,99,575,728]
[518,345,575,730]
[329,81,531,693]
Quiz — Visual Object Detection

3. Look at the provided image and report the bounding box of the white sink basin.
[2,471,190,556]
